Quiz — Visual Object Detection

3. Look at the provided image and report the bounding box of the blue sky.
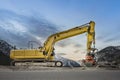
[0,0,120,50]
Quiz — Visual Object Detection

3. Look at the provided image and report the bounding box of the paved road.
[0,69,120,80]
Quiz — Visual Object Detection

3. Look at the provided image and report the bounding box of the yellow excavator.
[10,21,96,67]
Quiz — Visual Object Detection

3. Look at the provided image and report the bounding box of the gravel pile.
[55,55,80,67]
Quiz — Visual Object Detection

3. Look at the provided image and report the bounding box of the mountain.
[0,40,14,56]
[95,46,120,65]
[0,40,13,65]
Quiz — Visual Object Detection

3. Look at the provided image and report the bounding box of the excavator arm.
[87,21,95,53]
[41,21,95,60]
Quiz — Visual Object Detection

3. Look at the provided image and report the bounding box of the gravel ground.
[0,66,120,80]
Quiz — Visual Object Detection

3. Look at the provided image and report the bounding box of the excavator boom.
[42,21,95,58]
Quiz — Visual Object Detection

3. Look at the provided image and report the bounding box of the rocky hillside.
[0,53,11,65]
[0,40,14,55]
[95,46,120,65]
[0,40,14,65]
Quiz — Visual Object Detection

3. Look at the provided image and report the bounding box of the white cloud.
[0,20,28,35]
[9,20,28,33]
[55,44,87,61]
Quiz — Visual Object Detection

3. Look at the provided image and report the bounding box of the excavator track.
[10,59,63,67]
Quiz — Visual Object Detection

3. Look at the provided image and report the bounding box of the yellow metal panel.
[10,49,46,59]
